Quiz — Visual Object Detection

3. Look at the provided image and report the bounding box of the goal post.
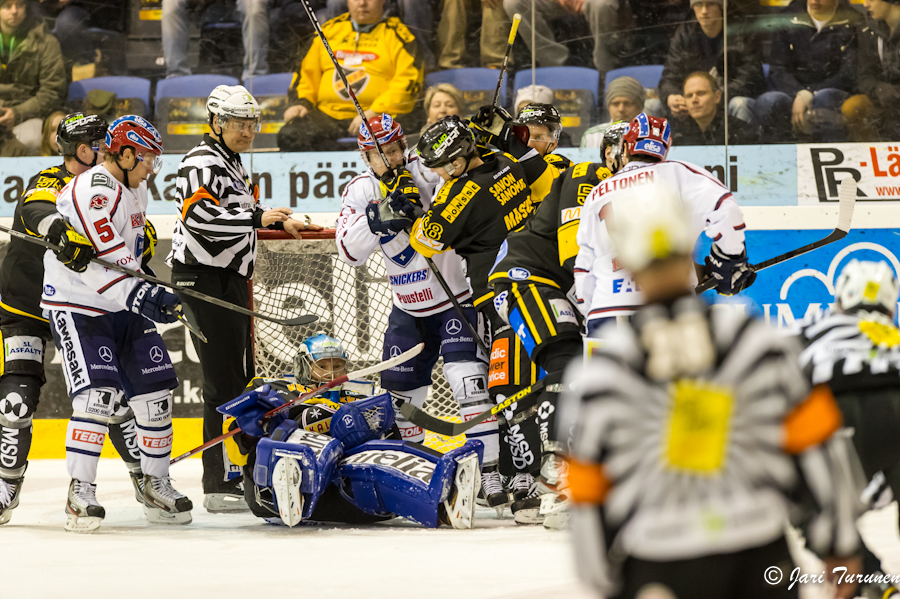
[252,229,465,452]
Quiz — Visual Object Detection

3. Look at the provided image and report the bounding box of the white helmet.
[206,85,260,122]
[606,185,693,272]
[834,259,899,318]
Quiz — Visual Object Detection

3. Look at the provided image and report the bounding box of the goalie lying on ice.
[219,384,483,529]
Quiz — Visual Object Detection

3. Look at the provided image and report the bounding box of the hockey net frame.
[251,230,465,452]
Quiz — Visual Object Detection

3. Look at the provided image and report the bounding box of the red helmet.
[357,113,405,153]
[623,113,671,161]
[105,115,164,173]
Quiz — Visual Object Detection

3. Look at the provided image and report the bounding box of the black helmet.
[600,121,629,173]
[57,113,108,156]
[516,103,562,138]
[416,115,476,169]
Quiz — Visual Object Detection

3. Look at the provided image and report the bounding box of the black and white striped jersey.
[798,310,900,395]
[167,134,270,277]
[562,297,862,592]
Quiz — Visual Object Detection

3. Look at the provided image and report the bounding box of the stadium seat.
[604,65,665,94]
[426,68,508,115]
[68,76,152,118]
[155,74,239,153]
[244,73,294,151]
[512,67,600,142]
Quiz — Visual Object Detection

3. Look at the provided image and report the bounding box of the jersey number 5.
[94,218,115,243]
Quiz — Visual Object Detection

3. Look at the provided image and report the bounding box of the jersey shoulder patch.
[91,172,116,190]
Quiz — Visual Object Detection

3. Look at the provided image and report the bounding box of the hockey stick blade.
[170,343,426,464]
[696,179,857,294]
[0,223,319,327]
[400,377,548,437]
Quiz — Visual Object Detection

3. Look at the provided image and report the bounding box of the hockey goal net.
[251,230,465,452]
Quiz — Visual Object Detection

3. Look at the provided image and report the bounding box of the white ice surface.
[7,460,900,599]
[5,460,591,599]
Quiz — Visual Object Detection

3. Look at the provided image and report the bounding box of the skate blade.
[143,506,192,525]
[203,493,250,514]
[272,457,303,528]
[0,511,12,525]
[65,513,102,533]
[513,508,544,525]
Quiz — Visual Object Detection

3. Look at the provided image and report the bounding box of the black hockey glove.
[142,219,157,271]
[127,281,182,324]
[380,168,422,208]
[365,201,412,237]
[704,245,756,296]
[469,105,530,156]
[46,218,95,273]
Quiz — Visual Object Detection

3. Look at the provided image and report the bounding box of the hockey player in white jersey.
[335,114,499,499]
[574,113,755,336]
[41,115,192,532]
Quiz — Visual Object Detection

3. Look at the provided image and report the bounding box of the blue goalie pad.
[330,392,396,449]
[217,384,286,437]
[336,440,484,528]
[254,423,344,520]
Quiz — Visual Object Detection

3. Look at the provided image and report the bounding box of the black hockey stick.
[489,13,521,120]
[0,223,319,330]
[401,377,550,437]
[171,342,425,464]
[696,178,857,294]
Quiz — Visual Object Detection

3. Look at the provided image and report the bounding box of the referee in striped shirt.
[167,85,321,513]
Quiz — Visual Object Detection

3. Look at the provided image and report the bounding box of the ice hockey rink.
[6,460,900,599]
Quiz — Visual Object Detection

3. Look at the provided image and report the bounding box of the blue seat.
[155,74,239,106]
[514,67,601,105]
[155,75,240,153]
[68,76,152,117]
[244,73,294,98]
[426,68,508,113]
[604,65,665,92]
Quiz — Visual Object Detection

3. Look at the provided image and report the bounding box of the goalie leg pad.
[254,425,343,519]
[337,440,484,528]
[330,392,396,449]
[271,456,304,527]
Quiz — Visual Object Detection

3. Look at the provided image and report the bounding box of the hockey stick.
[490,13,521,120]
[170,342,426,464]
[695,178,857,294]
[0,223,319,329]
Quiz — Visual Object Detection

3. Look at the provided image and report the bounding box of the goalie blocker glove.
[705,244,756,296]
[127,281,182,324]
[45,218,95,273]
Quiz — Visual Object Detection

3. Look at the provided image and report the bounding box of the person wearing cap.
[658,0,764,126]
[0,0,65,155]
[580,76,645,148]
[841,0,900,141]
[514,84,554,114]
[168,85,321,513]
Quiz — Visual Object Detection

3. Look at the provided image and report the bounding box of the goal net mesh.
[251,231,465,452]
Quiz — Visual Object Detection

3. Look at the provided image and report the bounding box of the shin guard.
[128,390,174,478]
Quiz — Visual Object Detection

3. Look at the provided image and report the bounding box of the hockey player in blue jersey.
[219,335,482,528]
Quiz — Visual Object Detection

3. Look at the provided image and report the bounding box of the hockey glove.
[380,168,422,208]
[217,384,286,438]
[142,219,157,270]
[704,245,757,296]
[127,281,183,324]
[469,105,530,156]
[366,201,412,237]
[46,218,95,273]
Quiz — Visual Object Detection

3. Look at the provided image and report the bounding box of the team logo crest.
[98,346,113,362]
[149,346,164,363]
[333,64,370,102]
[507,268,531,281]
[446,319,463,335]
[89,194,108,210]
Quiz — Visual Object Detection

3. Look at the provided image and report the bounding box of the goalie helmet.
[207,85,260,123]
[516,102,562,141]
[623,113,671,161]
[357,113,405,153]
[834,260,899,318]
[293,334,349,386]
[601,121,629,174]
[57,113,107,156]
[416,115,476,169]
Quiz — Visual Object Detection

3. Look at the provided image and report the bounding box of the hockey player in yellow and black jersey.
[515,102,572,175]
[0,114,155,524]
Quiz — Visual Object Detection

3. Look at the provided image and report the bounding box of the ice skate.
[0,476,24,525]
[441,453,480,529]
[540,491,570,530]
[203,478,250,514]
[536,452,568,494]
[511,473,543,525]
[479,464,507,517]
[129,469,146,506]
[271,456,303,527]
[510,472,536,502]
[65,479,105,533]
[143,475,193,525]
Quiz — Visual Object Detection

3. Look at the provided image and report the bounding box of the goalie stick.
[0,223,319,329]
[696,177,857,294]
[170,342,426,464]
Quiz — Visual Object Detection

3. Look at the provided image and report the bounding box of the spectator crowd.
[0,0,898,156]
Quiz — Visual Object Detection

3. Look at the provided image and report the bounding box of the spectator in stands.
[658,0,764,125]
[37,0,125,74]
[514,84,554,114]
[503,0,688,76]
[39,109,64,156]
[162,0,272,81]
[671,71,758,145]
[424,83,465,125]
[580,76,644,147]
[278,0,423,152]
[841,0,900,142]
[0,0,65,156]
[754,0,862,142]
[436,0,508,69]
